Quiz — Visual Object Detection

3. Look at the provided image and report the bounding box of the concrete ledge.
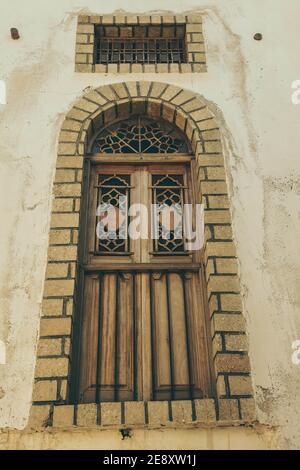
[0,424,279,450]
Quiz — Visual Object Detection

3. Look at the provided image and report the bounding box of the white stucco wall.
[0,0,299,449]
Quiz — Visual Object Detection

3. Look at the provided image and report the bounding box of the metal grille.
[92,116,189,154]
[152,174,186,254]
[94,25,187,65]
[95,174,130,254]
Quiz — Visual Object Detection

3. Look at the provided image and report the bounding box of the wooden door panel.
[77,160,213,403]
[80,273,136,403]
[168,273,190,396]
[151,273,171,396]
[140,272,152,401]
[98,273,117,401]
[149,270,211,400]
[186,272,212,398]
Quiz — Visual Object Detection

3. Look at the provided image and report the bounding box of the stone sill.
[0,424,278,451]
[28,398,256,430]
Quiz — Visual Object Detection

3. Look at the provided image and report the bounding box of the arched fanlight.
[91,115,189,154]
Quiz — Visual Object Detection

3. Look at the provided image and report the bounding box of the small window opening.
[94,24,187,65]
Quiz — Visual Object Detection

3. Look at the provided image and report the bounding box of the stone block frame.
[75,14,206,73]
[29,81,256,430]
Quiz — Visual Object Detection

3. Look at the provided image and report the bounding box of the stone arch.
[29,82,255,429]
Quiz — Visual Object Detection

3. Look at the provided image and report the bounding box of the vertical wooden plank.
[152,272,172,400]
[187,271,212,398]
[141,272,152,401]
[118,273,135,401]
[168,272,189,397]
[181,272,194,400]
[135,273,144,401]
[79,274,99,403]
[96,273,104,403]
[99,273,117,401]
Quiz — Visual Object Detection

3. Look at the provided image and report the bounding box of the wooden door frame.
[69,153,216,403]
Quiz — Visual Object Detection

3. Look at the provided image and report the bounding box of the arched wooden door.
[70,117,214,403]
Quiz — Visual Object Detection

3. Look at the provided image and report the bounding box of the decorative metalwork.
[92,116,188,154]
[96,174,130,253]
[95,25,186,65]
[152,174,186,254]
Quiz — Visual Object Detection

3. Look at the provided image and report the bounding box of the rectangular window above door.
[87,163,195,265]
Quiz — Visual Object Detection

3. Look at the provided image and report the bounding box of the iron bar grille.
[152,174,186,254]
[94,25,187,65]
[95,174,130,254]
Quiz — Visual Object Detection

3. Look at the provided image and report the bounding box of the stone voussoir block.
[111,83,129,99]
[58,132,78,144]
[58,143,77,156]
